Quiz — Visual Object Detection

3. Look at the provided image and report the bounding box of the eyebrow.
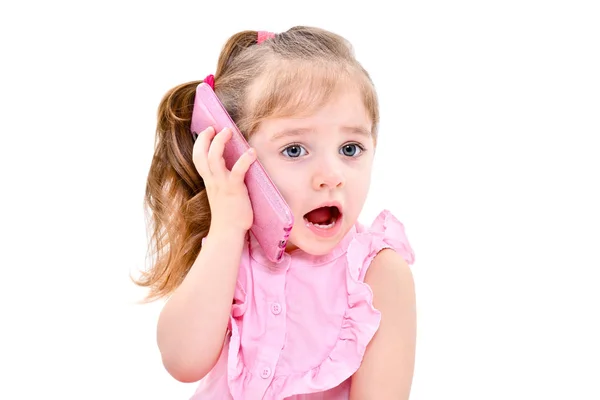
[270,128,313,142]
[341,126,372,138]
[270,126,372,142]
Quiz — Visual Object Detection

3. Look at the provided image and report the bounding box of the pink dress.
[190,210,415,399]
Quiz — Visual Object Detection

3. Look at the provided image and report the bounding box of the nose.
[311,159,344,190]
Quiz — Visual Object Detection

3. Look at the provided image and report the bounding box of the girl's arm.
[156,226,246,383]
[156,126,256,383]
[350,249,417,399]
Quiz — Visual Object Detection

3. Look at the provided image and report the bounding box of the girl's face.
[248,85,375,256]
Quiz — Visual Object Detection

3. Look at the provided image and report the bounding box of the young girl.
[135,26,416,399]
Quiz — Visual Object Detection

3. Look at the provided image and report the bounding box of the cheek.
[258,159,304,206]
[346,168,372,204]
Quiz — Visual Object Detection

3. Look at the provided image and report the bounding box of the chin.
[287,216,352,256]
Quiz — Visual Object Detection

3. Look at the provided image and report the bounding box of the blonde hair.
[133,26,380,301]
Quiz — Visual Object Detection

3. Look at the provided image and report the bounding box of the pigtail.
[133,32,264,302]
[133,79,212,302]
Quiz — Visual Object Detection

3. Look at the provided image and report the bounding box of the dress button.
[260,367,272,379]
[271,302,282,315]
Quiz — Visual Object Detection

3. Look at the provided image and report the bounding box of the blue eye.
[340,143,363,157]
[282,144,307,158]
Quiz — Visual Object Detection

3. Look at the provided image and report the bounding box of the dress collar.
[248,224,357,268]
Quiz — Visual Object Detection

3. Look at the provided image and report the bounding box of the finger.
[230,148,257,183]
[192,126,216,177]
[207,127,232,177]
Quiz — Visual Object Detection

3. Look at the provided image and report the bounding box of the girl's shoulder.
[349,209,415,282]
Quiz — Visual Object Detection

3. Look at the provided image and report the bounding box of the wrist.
[206,223,248,243]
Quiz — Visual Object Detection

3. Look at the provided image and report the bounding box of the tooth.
[304,216,338,229]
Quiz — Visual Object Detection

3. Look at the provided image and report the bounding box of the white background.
[1,0,599,399]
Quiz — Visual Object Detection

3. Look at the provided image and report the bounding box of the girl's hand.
[192,126,256,234]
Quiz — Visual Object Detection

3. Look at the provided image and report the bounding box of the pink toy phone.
[190,82,294,263]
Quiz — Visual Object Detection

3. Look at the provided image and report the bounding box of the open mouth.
[303,205,341,230]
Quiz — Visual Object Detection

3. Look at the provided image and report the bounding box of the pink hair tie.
[257,31,276,44]
[203,74,215,89]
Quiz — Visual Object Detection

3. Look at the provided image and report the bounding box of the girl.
[135,26,416,399]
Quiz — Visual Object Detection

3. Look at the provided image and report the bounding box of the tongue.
[305,207,332,224]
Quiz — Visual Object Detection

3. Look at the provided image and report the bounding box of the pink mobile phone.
[190,82,294,263]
